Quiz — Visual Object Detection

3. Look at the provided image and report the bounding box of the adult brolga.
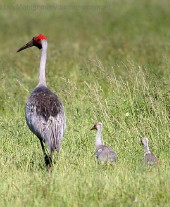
[17,34,66,168]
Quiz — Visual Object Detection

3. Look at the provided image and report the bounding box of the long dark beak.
[17,40,34,52]
[90,126,96,130]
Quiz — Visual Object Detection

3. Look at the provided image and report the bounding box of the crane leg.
[39,139,52,168]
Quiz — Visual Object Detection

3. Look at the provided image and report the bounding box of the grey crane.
[17,34,66,167]
[90,122,117,163]
[141,137,159,165]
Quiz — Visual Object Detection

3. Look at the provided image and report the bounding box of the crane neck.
[143,143,151,155]
[95,127,103,147]
[38,40,47,87]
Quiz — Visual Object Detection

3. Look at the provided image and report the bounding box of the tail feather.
[45,115,66,154]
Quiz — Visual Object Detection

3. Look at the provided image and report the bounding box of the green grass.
[0,0,170,206]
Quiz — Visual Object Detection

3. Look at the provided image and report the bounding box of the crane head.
[90,122,102,130]
[17,34,47,52]
[141,137,149,146]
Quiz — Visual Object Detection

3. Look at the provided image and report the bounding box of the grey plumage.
[26,86,66,154]
[141,137,158,165]
[17,34,66,167]
[91,122,117,163]
[96,145,117,163]
[144,153,157,165]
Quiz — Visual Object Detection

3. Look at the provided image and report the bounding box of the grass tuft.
[0,0,170,206]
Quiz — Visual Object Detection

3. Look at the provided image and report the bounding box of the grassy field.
[0,0,170,206]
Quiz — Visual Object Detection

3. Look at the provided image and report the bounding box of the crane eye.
[37,39,41,43]
[33,37,41,44]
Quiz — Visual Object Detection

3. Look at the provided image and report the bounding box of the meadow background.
[0,0,170,206]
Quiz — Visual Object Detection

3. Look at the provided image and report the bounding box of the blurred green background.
[0,0,169,206]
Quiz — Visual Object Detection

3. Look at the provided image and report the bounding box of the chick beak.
[17,39,34,52]
[90,126,96,130]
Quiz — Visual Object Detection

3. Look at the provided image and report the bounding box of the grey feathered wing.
[26,86,66,155]
[44,112,66,153]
